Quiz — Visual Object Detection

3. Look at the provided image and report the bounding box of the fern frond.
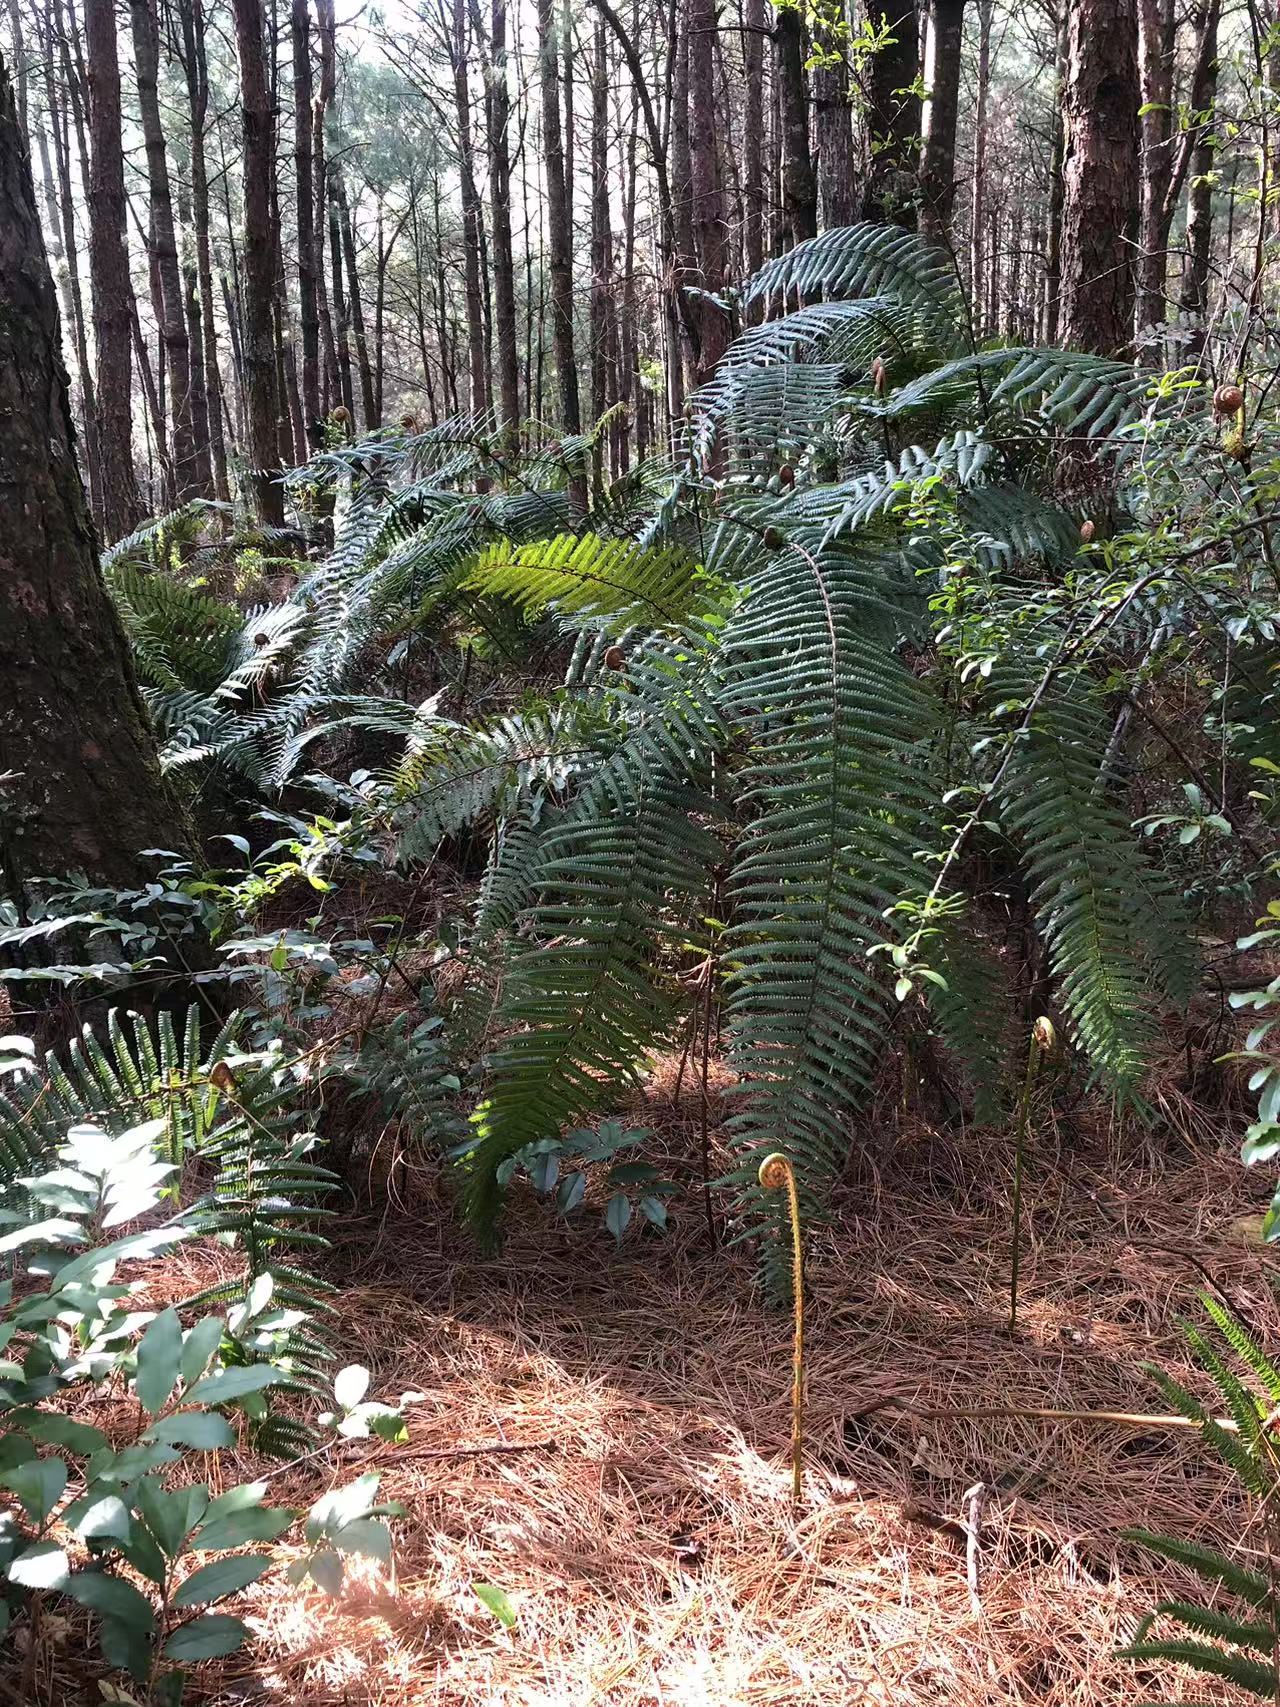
[743,223,963,336]
[463,532,710,633]
[1121,1530,1273,1608]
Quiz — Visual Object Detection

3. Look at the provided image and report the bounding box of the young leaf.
[162,1613,250,1661]
[333,1364,371,1411]
[1,1455,66,1524]
[172,1554,272,1608]
[184,1365,281,1406]
[474,1582,518,1629]
[7,1542,69,1589]
[605,1193,631,1242]
[135,1307,183,1414]
[179,1315,226,1388]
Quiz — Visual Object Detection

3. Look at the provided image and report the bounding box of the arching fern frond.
[463,532,711,633]
[743,223,964,338]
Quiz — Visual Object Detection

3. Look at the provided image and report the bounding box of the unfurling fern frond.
[718,540,936,1283]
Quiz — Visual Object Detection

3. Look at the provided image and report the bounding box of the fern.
[1123,1297,1280,1699]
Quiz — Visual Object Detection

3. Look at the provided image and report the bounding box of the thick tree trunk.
[537,0,584,501]
[814,1,856,229]
[0,48,187,887]
[84,0,141,540]
[231,0,285,524]
[861,0,920,226]
[776,4,817,244]
[589,15,613,463]
[1060,0,1140,354]
[130,0,200,500]
[919,0,966,240]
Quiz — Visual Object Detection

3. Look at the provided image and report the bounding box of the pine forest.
[5,0,1280,1698]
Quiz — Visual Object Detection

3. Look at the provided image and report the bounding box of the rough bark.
[742,0,765,279]
[129,0,200,499]
[689,0,729,382]
[1136,0,1175,344]
[919,0,966,240]
[969,0,992,317]
[83,0,142,540]
[449,0,491,419]
[537,0,584,499]
[482,0,520,446]
[814,1,857,229]
[776,3,817,244]
[1060,0,1140,354]
[231,0,285,524]
[0,47,188,888]
[1043,3,1067,343]
[861,0,920,226]
[291,0,321,429]
[175,0,230,502]
[1177,0,1221,358]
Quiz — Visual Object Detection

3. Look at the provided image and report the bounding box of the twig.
[372,1437,555,1463]
[848,1396,1229,1431]
[963,1481,989,1613]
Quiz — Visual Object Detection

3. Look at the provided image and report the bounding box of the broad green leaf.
[163,1614,250,1661]
[7,1542,69,1588]
[9,1409,108,1454]
[148,1411,235,1450]
[135,1307,183,1414]
[474,1582,518,1629]
[172,1553,272,1607]
[605,1193,631,1242]
[1,1455,66,1523]
[99,1615,153,1684]
[184,1365,281,1406]
[180,1315,225,1388]
[306,1472,381,1542]
[74,1494,132,1544]
[333,1364,370,1411]
[66,1570,157,1632]
[332,1518,392,1563]
[308,1548,344,1593]
[194,1505,293,1552]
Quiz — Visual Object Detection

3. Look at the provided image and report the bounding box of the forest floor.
[14,1049,1278,1706]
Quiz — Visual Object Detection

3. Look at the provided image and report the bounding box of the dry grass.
[12,1057,1280,1706]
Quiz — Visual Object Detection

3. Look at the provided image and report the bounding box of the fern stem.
[759,1152,804,1501]
[1010,1018,1053,1330]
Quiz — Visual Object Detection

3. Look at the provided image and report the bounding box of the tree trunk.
[450,0,491,419]
[537,0,584,502]
[861,0,920,226]
[1043,2,1067,343]
[1135,0,1175,346]
[231,0,285,524]
[969,0,992,319]
[291,0,321,432]
[1060,0,1140,354]
[743,0,765,280]
[689,0,729,385]
[0,47,188,887]
[1178,0,1221,358]
[776,3,817,245]
[482,0,520,448]
[84,0,142,540]
[589,15,613,464]
[334,170,378,428]
[814,1,857,229]
[130,0,200,500]
[919,0,966,240]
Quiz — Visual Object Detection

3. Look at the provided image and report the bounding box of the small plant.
[758,1153,805,1501]
[494,1119,678,1240]
[1120,1293,1280,1698]
[0,1060,405,1701]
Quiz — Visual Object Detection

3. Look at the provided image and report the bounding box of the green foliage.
[1121,1295,1280,1699]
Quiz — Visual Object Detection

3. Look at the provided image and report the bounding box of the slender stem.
[759,1152,804,1500]
[1010,1019,1053,1329]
